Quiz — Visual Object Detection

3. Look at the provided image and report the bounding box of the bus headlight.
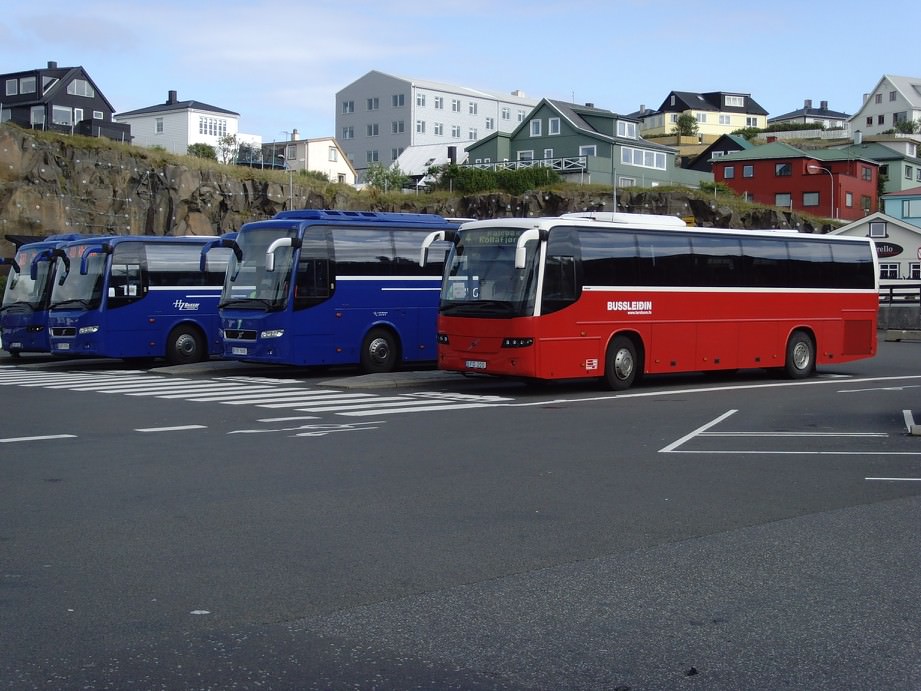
[501,337,533,348]
[260,329,285,339]
[78,325,100,335]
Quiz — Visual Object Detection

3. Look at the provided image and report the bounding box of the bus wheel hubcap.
[176,334,196,354]
[613,348,633,380]
[793,343,810,369]
[369,337,389,362]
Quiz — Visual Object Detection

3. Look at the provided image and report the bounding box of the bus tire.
[167,324,205,365]
[605,335,640,390]
[784,330,815,379]
[361,327,399,373]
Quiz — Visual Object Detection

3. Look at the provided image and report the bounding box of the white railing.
[463,156,588,173]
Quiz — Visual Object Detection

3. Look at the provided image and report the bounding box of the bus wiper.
[442,300,516,314]
[0,300,36,312]
[219,297,277,309]
[49,298,92,309]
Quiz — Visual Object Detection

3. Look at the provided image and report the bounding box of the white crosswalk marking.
[0,366,512,416]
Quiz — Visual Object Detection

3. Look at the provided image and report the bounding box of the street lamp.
[806,163,836,219]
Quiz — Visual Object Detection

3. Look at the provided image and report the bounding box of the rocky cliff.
[0,124,833,258]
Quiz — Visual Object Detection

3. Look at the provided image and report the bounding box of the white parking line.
[659,409,737,453]
[134,425,207,433]
[0,434,76,443]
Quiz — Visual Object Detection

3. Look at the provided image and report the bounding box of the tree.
[187,142,216,160]
[673,113,699,137]
[216,134,240,165]
[365,162,408,191]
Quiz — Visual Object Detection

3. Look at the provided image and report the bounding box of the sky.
[1,0,918,143]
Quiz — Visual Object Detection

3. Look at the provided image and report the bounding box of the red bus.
[420,212,879,389]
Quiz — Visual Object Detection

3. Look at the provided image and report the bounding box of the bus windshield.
[441,226,539,317]
[2,249,52,311]
[49,247,106,309]
[221,226,297,310]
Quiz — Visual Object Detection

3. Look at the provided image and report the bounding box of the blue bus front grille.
[224,329,258,340]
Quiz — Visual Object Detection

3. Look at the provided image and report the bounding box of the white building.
[335,70,538,180]
[263,131,357,185]
[849,75,921,138]
[115,90,260,156]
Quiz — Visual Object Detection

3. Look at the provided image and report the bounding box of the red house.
[712,141,879,222]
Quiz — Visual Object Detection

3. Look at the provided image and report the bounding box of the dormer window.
[616,120,637,139]
[724,95,744,107]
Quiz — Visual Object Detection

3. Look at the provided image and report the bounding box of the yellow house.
[634,90,769,143]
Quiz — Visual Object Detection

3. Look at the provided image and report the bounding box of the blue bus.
[206,209,458,372]
[1,234,84,356]
[47,235,234,363]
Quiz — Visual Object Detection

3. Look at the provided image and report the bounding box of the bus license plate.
[55,343,70,351]
[465,360,487,370]
[231,347,248,356]
[10,342,22,349]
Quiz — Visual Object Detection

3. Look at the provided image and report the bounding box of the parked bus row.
[2,210,880,389]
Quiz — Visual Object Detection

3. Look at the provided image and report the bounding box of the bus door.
[105,242,150,357]
[291,225,335,360]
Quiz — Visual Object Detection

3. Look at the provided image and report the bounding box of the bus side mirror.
[265,237,301,272]
[419,230,446,267]
[52,249,70,286]
[515,227,546,269]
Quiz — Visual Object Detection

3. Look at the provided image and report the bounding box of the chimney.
[167,90,177,104]
[804,99,812,109]
[820,100,828,110]
[854,130,863,145]
[639,104,645,113]
[585,102,594,108]
[291,129,299,141]
[510,89,526,98]
[47,61,58,69]
[863,93,869,103]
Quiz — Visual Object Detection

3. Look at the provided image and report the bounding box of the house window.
[743,165,754,177]
[878,114,885,125]
[5,79,16,96]
[451,99,461,112]
[845,192,853,208]
[548,117,560,135]
[618,176,637,187]
[517,110,526,122]
[869,221,888,237]
[468,128,478,140]
[746,117,759,127]
[725,95,744,107]
[911,263,921,280]
[155,117,163,134]
[620,146,664,169]
[366,123,379,136]
[775,162,791,176]
[469,102,478,115]
[434,96,443,109]
[434,122,443,136]
[366,150,379,162]
[907,165,914,180]
[580,145,597,157]
[392,94,404,107]
[416,93,425,107]
[544,148,553,159]
[342,126,353,140]
[861,196,871,212]
[66,79,93,97]
[803,191,819,207]
[328,147,338,162]
[862,166,873,181]
[696,112,707,123]
[52,105,72,125]
[719,114,731,125]
[19,76,36,94]
[875,93,883,104]
[723,166,735,179]
[92,110,103,120]
[890,90,897,101]
[485,117,495,130]
[451,125,461,138]
[390,148,401,160]
[775,193,792,208]
[880,263,899,279]
[866,116,873,127]
[501,107,510,120]
[391,120,404,134]
[518,150,534,161]
[29,106,44,125]
[1,108,10,123]
[530,120,542,136]
[617,121,637,138]
[903,199,921,217]
[416,120,425,134]
[367,97,379,111]
[342,100,354,113]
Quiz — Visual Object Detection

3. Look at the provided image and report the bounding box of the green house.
[464,99,711,188]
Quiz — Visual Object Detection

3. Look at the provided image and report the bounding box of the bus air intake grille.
[51,327,76,337]
[224,329,258,341]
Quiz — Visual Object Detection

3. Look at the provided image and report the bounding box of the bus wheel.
[361,328,398,373]
[605,335,639,390]
[784,330,815,379]
[167,325,205,365]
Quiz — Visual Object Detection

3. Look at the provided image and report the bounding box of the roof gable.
[117,91,238,118]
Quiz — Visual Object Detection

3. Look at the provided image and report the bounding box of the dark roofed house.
[115,90,241,156]
[0,60,130,141]
[768,99,850,129]
[637,90,769,145]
